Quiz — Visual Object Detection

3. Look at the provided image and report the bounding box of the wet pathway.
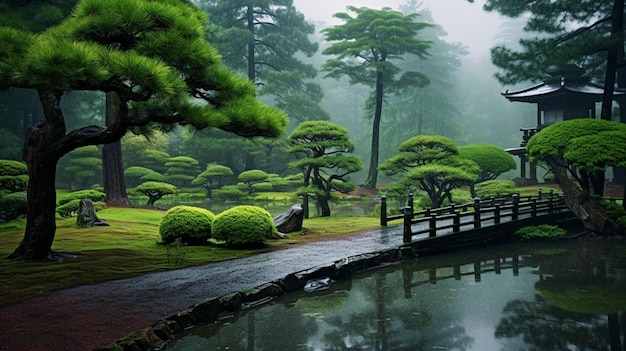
[0,225,404,351]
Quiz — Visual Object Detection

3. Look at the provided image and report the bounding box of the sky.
[292,0,507,59]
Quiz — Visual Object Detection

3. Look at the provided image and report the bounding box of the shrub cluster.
[0,191,27,221]
[515,224,566,240]
[159,205,215,245]
[213,205,276,247]
[56,189,107,218]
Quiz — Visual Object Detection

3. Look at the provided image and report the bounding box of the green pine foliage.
[57,189,106,205]
[212,185,245,202]
[56,198,105,218]
[131,181,177,206]
[475,180,517,199]
[159,205,215,245]
[212,205,276,247]
[515,225,566,240]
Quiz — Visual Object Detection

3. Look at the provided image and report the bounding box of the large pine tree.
[322,6,433,189]
[1,0,288,260]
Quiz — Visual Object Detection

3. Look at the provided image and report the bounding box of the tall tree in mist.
[1,0,287,260]
[322,6,433,190]
[381,2,468,161]
[197,0,328,123]
[473,0,625,193]
[474,0,623,119]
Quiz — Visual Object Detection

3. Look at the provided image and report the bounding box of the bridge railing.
[379,189,570,243]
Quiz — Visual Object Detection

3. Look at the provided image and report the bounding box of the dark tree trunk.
[363,70,384,189]
[8,89,128,260]
[551,162,613,234]
[103,93,131,206]
[8,90,65,260]
[102,141,131,205]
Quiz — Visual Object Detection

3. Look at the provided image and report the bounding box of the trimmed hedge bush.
[159,205,215,245]
[56,199,106,218]
[0,191,27,221]
[58,189,106,205]
[213,205,276,247]
[515,225,566,240]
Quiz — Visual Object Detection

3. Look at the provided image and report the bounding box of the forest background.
[0,0,537,198]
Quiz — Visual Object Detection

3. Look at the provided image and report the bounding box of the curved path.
[0,226,403,351]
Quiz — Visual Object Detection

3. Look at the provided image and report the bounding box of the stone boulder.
[273,203,304,233]
[77,198,109,227]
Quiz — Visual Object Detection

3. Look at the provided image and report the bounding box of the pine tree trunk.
[8,90,65,260]
[552,162,612,234]
[363,70,384,189]
[102,93,131,206]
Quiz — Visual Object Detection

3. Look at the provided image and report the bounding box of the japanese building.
[501,67,624,184]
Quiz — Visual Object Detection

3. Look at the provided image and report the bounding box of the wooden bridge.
[379,189,580,254]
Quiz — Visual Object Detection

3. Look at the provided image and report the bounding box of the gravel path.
[0,226,403,351]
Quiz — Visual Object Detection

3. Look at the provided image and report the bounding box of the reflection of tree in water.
[496,240,626,351]
[496,295,610,350]
[185,303,318,350]
[320,272,473,350]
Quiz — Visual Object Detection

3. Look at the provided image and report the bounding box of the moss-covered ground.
[0,207,380,307]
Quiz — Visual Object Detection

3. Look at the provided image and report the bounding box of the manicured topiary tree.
[0,159,28,195]
[527,119,626,234]
[124,166,163,188]
[457,144,517,197]
[475,180,517,199]
[212,205,276,247]
[132,181,177,206]
[237,169,271,195]
[159,205,215,245]
[56,189,106,218]
[192,164,234,198]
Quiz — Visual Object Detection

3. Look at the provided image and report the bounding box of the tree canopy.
[527,118,626,233]
[380,135,478,208]
[322,6,433,189]
[457,143,516,197]
[197,0,328,122]
[288,121,363,217]
[2,0,288,260]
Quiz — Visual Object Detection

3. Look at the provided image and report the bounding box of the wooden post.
[495,258,501,274]
[453,213,460,232]
[408,193,414,217]
[402,265,412,298]
[429,216,436,238]
[473,197,481,228]
[512,193,519,220]
[494,204,501,224]
[450,203,456,214]
[454,265,461,280]
[532,198,537,217]
[429,268,437,284]
[402,206,412,243]
[548,189,554,213]
[538,188,543,200]
[380,196,387,226]
[474,261,481,282]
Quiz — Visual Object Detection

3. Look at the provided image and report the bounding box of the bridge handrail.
[378,189,601,243]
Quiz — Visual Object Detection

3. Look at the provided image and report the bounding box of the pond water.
[166,239,626,351]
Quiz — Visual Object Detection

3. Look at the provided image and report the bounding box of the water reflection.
[166,240,626,351]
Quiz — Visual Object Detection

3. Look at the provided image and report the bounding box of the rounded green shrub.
[0,191,27,221]
[56,199,105,218]
[159,205,216,245]
[213,205,276,247]
[58,189,106,205]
